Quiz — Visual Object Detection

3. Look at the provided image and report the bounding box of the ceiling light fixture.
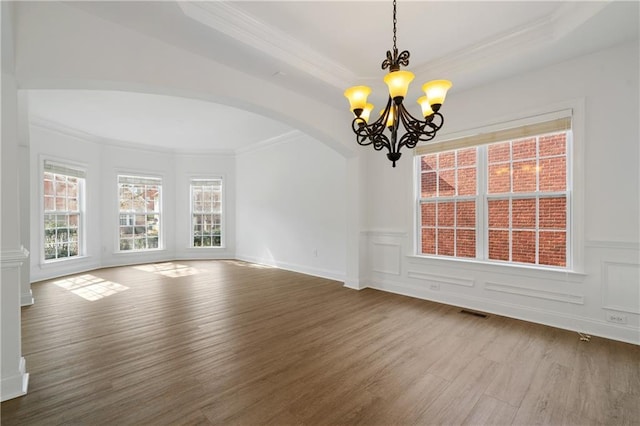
[344,0,452,167]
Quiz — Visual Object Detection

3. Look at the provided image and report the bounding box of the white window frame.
[41,159,86,263]
[414,108,579,272]
[189,178,224,248]
[117,174,163,252]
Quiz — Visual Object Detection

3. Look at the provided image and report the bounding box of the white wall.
[361,41,640,344]
[236,132,347,281]
[28,122,237,282]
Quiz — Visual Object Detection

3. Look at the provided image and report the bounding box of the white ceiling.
[25,1,639,152]
[28,90,294,153]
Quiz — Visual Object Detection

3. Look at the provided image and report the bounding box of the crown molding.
[413,2,609,79]
[178,2,356,90]
[235,130,303,156]
[29,116,236,157]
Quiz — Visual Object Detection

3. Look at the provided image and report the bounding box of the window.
[118,175,161,251]
[43,161,85,261]
[190,179,223,247]
[416,115,571,269]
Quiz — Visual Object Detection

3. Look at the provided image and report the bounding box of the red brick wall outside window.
[418,131,569,268]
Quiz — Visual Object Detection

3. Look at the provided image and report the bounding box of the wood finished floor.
[1,260,638,425]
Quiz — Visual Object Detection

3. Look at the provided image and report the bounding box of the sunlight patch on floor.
[53,274,129,301]
[133,262,202,278]
[224,260,274,269]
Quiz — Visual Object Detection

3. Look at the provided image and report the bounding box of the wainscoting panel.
[361,231,640,344]
[602,261,640,314]
[484,281,584,305]
[408,271,475,288]
[371,242,402,275]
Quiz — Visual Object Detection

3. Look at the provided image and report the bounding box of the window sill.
[406,254,586,282]
[40,255,92,268]
[185,246,226,250]
[114,248,166,255]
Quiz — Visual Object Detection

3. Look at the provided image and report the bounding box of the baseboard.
[21,289,34,306]
[366,279,640,345]
[343,278,368,290]
[235,254,345,282]
[1,357,29,402]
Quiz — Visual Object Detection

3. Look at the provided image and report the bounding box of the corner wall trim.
[0,357,29,402]
[1,247,29,267]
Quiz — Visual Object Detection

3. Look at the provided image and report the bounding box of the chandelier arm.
[350,98,394,152]
[396,107,447,150]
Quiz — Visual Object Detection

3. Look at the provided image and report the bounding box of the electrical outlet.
[606,312,628,324]
[429,283,440,291]
[313,248,318,257]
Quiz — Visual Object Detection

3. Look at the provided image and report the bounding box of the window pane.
[44,178,54,196]
[539,197,566,229]
[44,196,54,211]
[437,202,454,227]
[456,201,475,228]
[457,148,476,167]
[489,230,509,261]
[512,231,536,264]
[488,199,509,228]
[488,142,510,163]
[421,154,437,171]
[56,197,67,210]
[456,229,476,258]
[421,228,436,254]
[68,198,78,211]
[438,170,456,196]
[539,133,566,157]
[539,231,566,267]
[512,198,536,229]
[539,157,566,192]
[148,238,159,249]
[457,167,476,196]
[437,229,455,256]
[438,152,455,169]
[68,182,78,198]
[488,164,511,194]
[512,138,536,160]
[421,172,437,198]
[421,203,435,227]
[513,160,537,193]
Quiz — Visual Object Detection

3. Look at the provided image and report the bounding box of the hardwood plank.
[1,260,638,426]
[463,394,518,425]
[511,360,572,425]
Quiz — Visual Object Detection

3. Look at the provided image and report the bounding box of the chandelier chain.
[392,0,397,52]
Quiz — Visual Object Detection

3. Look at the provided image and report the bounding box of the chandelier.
[344,0,452,167]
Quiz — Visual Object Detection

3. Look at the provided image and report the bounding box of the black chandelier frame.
[349,0,446,167]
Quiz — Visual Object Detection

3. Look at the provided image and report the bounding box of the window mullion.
[477,146,487,260]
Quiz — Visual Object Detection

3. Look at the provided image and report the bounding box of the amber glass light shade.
[417,96,434,118]
[344,86,372,115]
[383,70,415,101]
[422,80,452,109]
[360,103,374,124]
